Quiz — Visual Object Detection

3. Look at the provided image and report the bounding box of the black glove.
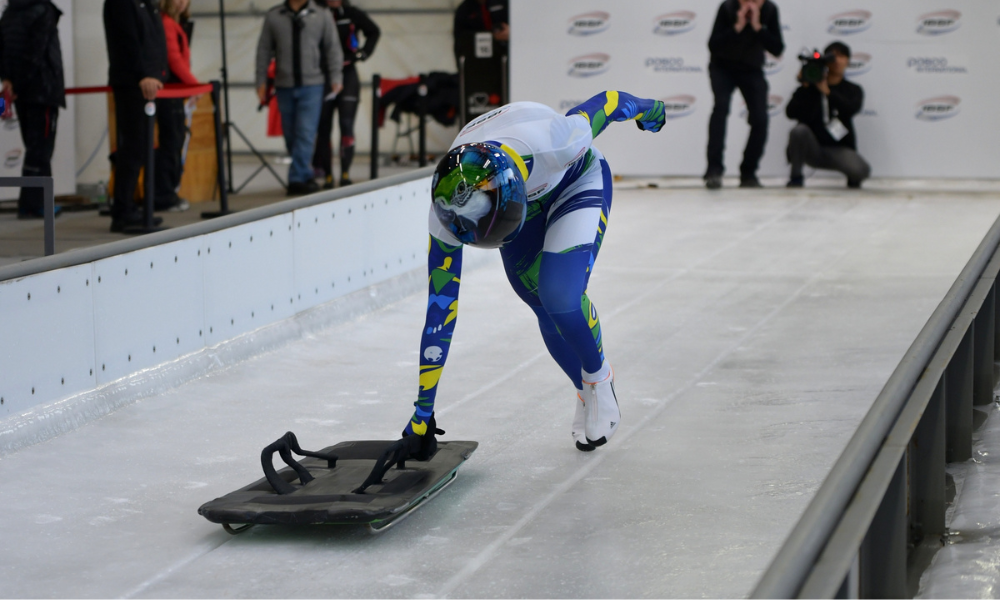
[402,413,445,461]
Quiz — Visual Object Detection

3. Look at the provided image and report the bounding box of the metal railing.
[0,176,55,256]
[751,214,1000,598]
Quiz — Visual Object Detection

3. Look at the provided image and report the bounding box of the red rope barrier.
[64,83,212,98]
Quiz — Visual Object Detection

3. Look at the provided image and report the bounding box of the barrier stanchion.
[202,80,233,219]
[371,74,381,181]
[418,74,428,168]
[142,101,163,233]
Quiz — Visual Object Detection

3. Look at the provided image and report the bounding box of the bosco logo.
[915,96,960,120]
[917,10,960,35]
[567,54,610,78]
[568,11,610,36]
[764,52,782,75]
[653,11,696,35]
[660,95,696,119]
[827,10,872,34]
[847,52,872,76]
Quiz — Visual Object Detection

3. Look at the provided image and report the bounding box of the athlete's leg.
[337,66,361,185]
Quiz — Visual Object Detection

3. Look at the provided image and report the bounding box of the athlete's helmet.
[431,143,527,248]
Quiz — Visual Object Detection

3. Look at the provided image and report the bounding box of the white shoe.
[572,391,595,452]
[582,361,620,446]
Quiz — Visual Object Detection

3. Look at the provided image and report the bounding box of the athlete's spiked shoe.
[582,361,620,447]
[573,391,596,452]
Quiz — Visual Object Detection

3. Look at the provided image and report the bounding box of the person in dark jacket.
[453,0,508,60]
[784,41,870,189]
[312,0,379,188]
[104,0,168,232]
[0,0,65,219]
[704,0,784,189]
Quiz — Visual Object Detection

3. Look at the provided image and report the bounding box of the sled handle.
[261,432,339,495]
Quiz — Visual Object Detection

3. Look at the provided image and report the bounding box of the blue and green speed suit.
[405,91,666,436]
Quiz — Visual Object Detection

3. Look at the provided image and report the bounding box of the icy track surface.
[3,185,1000,598]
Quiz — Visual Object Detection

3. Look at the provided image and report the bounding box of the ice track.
[3,183,1000,598]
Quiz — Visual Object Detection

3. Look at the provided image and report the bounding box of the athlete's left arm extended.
[567,91,666,138]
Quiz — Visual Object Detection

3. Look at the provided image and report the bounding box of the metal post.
[973,284,996,406]
[42,177,54,256]
[946,326,975,462]
[371,74,381,180]
[144,101,156,230]
[458,56,467,127]
[202,81,233,219]
[859,458,907,599]
[218,0,234,194]
[501,54,509,105]
[418,74,428,167]
[910,378,947,539]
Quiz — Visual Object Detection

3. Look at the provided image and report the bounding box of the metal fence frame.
[751,214,1000,598]
[0,176,55,256]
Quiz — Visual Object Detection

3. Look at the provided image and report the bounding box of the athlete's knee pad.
[340,135,355,149]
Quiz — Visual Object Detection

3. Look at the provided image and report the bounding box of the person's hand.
[734,4,748,32]
[402,413,445,461]
[330,82,343,96]
[139,77,163,101]
[815,77,831,96]
[257,83,267,104]
[748,2,762,31]
[1,79,15,100]
[494,22,510,41]
[636,100,666,133]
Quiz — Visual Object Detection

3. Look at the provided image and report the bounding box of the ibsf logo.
[764,52,782,75]
[653,11,696,35]
[568,11,610,36]
[847,52,872,76]
[644,56,702,73]
[915,96,960,121]
[917,10,960,35]
[567,53,610,78]
[828,10,872,34]
[660,95,696,120]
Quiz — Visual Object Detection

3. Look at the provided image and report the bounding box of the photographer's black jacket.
[708,0,784,71]
[785,79,864,150]
[103,0,168,88]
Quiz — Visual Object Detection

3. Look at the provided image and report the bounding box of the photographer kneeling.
[785,41,870,188]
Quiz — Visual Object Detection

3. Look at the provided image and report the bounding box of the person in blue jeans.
[256,0,343,196]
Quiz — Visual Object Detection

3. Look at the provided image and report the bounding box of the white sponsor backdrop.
[0,0,75,200]
[510,1,1000,179]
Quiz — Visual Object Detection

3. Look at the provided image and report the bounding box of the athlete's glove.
[402,412,445,461]
[355,50,368,62]
[635,100,666,133]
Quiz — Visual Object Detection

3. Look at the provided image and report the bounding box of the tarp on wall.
[510,0,1000,179]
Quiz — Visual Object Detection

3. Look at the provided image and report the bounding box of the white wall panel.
[93,239,207,385]
[0,265,96,416]
[202,214,296,347]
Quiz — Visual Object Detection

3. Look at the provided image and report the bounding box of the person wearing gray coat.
[256,0,343,195]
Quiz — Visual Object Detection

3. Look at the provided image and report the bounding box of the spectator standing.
[154,0,197,212]
[785,41,870,188]
[104,0,167,232]
[0,0,65,219]
[453,0,508,61]
[312,0,379,189]
[256,0,343,196]
[704,0,784,189]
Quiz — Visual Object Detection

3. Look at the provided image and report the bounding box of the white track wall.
[0,177,430,422]
[510,0,1000,179]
